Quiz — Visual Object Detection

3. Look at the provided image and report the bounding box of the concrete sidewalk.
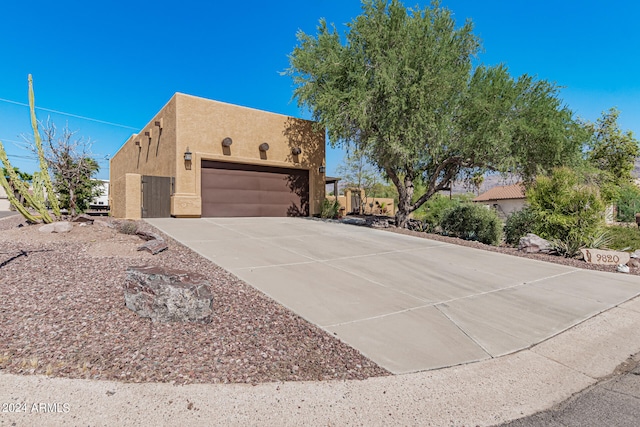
[146,217,640,374]
[2,291,639,426]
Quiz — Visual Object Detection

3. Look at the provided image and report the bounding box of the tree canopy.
[288,0,582,227]
[584,107,639,185]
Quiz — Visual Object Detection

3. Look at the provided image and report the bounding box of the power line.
[0,97,138,130]
[4,153,36,160]
[3,153,110,171]
[0,137,29,147]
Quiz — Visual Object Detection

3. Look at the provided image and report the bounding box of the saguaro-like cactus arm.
[0,142,41,223]
[29,74,60,218]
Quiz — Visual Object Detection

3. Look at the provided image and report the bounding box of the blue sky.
[1,0,638,180]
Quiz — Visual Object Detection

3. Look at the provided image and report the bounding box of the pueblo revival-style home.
[109,93,325,219]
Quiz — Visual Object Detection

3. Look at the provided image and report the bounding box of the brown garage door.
[201,160,309,217]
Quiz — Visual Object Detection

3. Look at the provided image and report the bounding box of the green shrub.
[550,230,612,258]
[549,236,584,258]
[527,167,606,244]
[413,193,473,231]
[615,183,640,222]
[320,198,341,219]
[440,203,503,245]
[606,225,640,251]
[117,220,138,235]
[504,206,536,246]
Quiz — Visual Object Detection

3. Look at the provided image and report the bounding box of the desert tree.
[287,0,582,227]
[583,107,639,186]
[38,120,101,216]
[336,146,380,213]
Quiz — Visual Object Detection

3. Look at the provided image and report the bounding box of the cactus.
[0,144,53,222]
[28,74,60,218]
[32,171,46,209]
[0,75,60,223]
[0,170,39,223]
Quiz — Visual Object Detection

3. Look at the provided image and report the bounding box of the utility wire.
[0,97,138,130]
[0,97,122,174]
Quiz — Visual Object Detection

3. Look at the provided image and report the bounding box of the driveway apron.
[146,217,640,374]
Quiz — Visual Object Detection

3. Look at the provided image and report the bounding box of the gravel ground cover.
[0,215,388,385]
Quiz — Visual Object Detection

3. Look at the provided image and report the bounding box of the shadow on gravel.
[0,249,52,269]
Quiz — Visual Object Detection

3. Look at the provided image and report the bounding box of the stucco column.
[171,152,202,217]
[124,173,141,220]
[344,189,352,214]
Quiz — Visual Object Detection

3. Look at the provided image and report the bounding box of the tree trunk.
[395,176,414,228]
[69,185,76,217]
[395,209,411,228]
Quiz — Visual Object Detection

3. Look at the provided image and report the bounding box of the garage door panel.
[201,161,309,217]
[201,188,303,205]
[206,203,292,217]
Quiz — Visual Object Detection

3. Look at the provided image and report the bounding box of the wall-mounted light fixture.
[291,147,302,155]
[319,166,326,174]
[184,147,192,161]
[259,142,270,152]
[222,137,233,147]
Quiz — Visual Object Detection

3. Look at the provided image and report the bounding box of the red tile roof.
[474,184,525,202]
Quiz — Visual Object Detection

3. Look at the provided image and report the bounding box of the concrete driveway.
[147,217,640,374]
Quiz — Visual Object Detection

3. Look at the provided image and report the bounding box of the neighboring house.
[474,182,617,224]
[473,184,526,219]
[110,93,325,219]
[0,184,10,211]
[90,180,109,211]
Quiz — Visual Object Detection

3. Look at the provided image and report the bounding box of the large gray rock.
[136,230,164,241]
[72,214,94,224]
[580,248,630,265]
[627,258,640,268]
[137,239,168,255]
[93,219,115,228]
[135,230,168,254]
[124,266,214,323]
[38,221,73,233]
[518,233,552,253]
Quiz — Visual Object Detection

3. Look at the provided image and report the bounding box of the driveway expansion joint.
[434,304,493,358]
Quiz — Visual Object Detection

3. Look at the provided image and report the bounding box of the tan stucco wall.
[362,198,395,216]
[110,93,325,218]
[336,189,395,217]
[110,173,142,219]
[110,96,178,217]
[327,193,394,217]
[174,94,325,217]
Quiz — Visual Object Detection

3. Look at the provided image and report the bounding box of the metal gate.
[141,176,173,218]
[351,192,361,214]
